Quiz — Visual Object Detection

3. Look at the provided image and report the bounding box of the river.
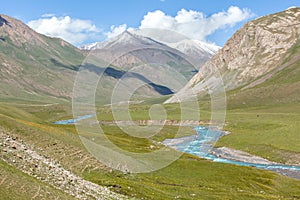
[54,116,300,175]
[163,126,300,172]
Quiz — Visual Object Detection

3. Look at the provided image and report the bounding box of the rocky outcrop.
[167,8,300,103]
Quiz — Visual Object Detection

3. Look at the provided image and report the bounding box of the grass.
[216,103,300,164]
[83,154,300,200]
[0,159,74,200]
[0,101,300,199]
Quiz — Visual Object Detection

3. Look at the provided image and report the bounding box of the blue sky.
[1,0,300,46]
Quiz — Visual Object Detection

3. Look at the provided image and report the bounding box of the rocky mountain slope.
[166,7,300,103]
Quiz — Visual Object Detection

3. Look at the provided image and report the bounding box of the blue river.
[163,126,300,171]
[54,116,300,172]
[53,114,95,125]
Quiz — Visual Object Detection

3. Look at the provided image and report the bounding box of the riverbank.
[163,126,300,180]
[210,146,300,180]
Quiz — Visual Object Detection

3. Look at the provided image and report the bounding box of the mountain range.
[1,8,300,106]
[81,30,219,67]
[0,16,216,104]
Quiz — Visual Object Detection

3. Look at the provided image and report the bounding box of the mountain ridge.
[81,30,219,67]
[166,7,300,103]
[0,14,85,102]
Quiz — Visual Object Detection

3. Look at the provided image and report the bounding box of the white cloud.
[139,6,254,41]
[105,24,127,39]
[29,7,253,46]
[27,15,101,45]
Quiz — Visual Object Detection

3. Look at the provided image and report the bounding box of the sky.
[1,0,300,46]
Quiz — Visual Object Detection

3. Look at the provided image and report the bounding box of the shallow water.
[163,126,300,171]
[53,114,95,125]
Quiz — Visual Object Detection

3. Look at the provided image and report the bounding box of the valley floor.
[0,101,300,199]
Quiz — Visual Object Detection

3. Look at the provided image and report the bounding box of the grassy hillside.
[0,25,84,102]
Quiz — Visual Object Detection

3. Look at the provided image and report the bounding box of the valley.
[1,100,300,199]
[1,6,300,200]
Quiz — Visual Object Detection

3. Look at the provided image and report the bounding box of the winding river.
[163,126,300,172]
[54,116,300,173]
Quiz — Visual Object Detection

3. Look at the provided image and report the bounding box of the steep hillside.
[167,7,300,103]
[227,39,300,108]
[0,14,84,102]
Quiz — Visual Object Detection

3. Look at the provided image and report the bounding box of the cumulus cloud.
[105,24,127,39]
[27,15,101,45]
[28,7,253,46]
[139,6,254,41]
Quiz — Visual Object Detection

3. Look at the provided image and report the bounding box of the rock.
[166,8,300,103]
[16,153,23,159]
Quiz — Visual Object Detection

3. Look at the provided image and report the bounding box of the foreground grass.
[0,159,74,200]
[0,101,300,199]
[84,154,300,200]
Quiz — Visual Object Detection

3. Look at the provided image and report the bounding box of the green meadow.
[0,99,300,199]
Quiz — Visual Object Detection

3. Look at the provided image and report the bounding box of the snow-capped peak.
[192,40,221,55]
[80,30,220,60]
[80,30,161,50]
[165,39,220,56]
[80,42,101,50]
